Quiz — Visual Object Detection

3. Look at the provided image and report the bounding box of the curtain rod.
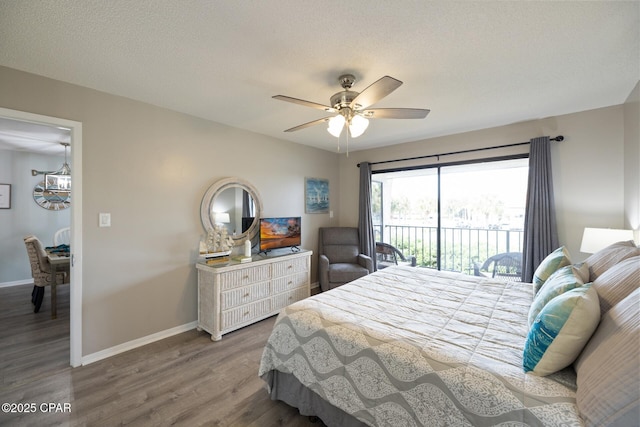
[357,135,564,167]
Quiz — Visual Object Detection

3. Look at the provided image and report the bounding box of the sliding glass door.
[373,157,528,276]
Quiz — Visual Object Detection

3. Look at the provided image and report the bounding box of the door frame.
[0,107,83,367]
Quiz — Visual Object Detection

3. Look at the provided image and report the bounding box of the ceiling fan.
[273,74,430,139]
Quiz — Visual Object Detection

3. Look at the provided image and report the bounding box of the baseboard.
[82,321,198,366]
[0,279,33,288]
[71,281,320,366]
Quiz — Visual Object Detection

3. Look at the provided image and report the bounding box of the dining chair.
[24,235,69,313]
[53,226,70,246]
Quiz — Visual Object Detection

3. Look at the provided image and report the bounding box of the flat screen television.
[259,217,301,252]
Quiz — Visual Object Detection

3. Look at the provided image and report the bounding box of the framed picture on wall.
[0,184,11,209]
[305,177,329,214]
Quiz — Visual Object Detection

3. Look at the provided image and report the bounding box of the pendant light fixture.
[31,142,71,192]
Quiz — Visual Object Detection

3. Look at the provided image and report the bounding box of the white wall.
[0,66,340,356]
[0,149,71,283]
[339,105,628,262]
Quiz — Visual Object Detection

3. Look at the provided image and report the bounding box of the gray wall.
[0,66,340,356]
[0,149,71,283]
[1,64,636,359]
[623,81,640,240]
[338,103,634,261]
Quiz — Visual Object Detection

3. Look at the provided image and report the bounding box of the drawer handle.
[288,296,293,300]
[244,311,250,316]
[288,265,293,269]
[243,292,250,298]
[243,275,249,280]
[288,281,293,286]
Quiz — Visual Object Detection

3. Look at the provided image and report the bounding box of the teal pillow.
[533,246,572,294]
[523,284,600,376]
[528,265,585,326]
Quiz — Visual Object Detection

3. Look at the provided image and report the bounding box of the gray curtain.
[522,136,559,282]
[242,191,254,217]
[358,162,377,270]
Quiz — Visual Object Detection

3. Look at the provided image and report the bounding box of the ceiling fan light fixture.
[348,115,369,138]
[327,114,345,137]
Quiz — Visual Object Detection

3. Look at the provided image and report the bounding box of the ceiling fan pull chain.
[346,130,350,157]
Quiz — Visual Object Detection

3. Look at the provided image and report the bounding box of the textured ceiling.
[0,1,638,154]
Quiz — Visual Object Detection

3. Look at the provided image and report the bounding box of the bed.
[259,241,640,427]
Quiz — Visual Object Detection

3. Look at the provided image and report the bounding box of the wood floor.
[0,283,321,426]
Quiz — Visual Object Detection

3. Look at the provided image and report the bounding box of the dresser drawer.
[272,287,309,312]
[272,256,309,278]
[271,272,309,294]
[221,282,270,310]
[221,299,272,330]
[197,250,312,341]
[220,264,271,290]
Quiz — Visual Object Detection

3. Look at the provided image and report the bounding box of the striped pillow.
[523,284,600,376]
[575,289,640,426]
[532,246,572,294]
[592,255,640,315]
[584,240,640,281]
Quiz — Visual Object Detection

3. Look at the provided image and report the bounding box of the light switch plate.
[99,213,111,227]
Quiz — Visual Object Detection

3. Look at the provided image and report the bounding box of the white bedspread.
[259,266,583,426]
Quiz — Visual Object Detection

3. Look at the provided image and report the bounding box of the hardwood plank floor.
[0,284,321,426]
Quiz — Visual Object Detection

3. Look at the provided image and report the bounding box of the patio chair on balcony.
[375,242,417,270]
[474,252,522,282]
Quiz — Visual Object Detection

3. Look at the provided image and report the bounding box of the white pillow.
[583,240,640,281]
[574,289,640,426]
[523,284,600,376]
[591,255,640,315]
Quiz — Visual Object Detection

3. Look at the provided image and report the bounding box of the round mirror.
[200,177,262,246]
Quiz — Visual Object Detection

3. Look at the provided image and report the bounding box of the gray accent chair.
[318,227,374,292]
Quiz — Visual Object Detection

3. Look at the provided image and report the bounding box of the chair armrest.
[358,254,374,273]
[409,255,417,267]
[319,254,330,292]
[473,262,482,276]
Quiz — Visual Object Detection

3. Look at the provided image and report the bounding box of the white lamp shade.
[215,212,230,224]
[327,115,345,137]
[349,115,369,138]
[580,227,635,253]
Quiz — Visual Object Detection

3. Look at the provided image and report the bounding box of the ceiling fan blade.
[350,76,403,109]
[283,117,329,132]
[273,95,335,112]
[363,108,430,119]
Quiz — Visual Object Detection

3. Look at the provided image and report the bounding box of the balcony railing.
[375,224,524,275]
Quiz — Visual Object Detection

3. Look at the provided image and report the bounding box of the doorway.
[0,107,83,367]
[372,157,528,274]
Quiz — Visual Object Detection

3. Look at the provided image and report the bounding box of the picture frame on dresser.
[0,184,11,209]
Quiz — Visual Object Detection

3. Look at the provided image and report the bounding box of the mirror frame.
[200,177,262,246]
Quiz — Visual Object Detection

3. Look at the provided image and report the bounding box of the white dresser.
[196,249,312,341]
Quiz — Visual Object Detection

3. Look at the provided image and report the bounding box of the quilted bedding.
[259,266,583,426]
